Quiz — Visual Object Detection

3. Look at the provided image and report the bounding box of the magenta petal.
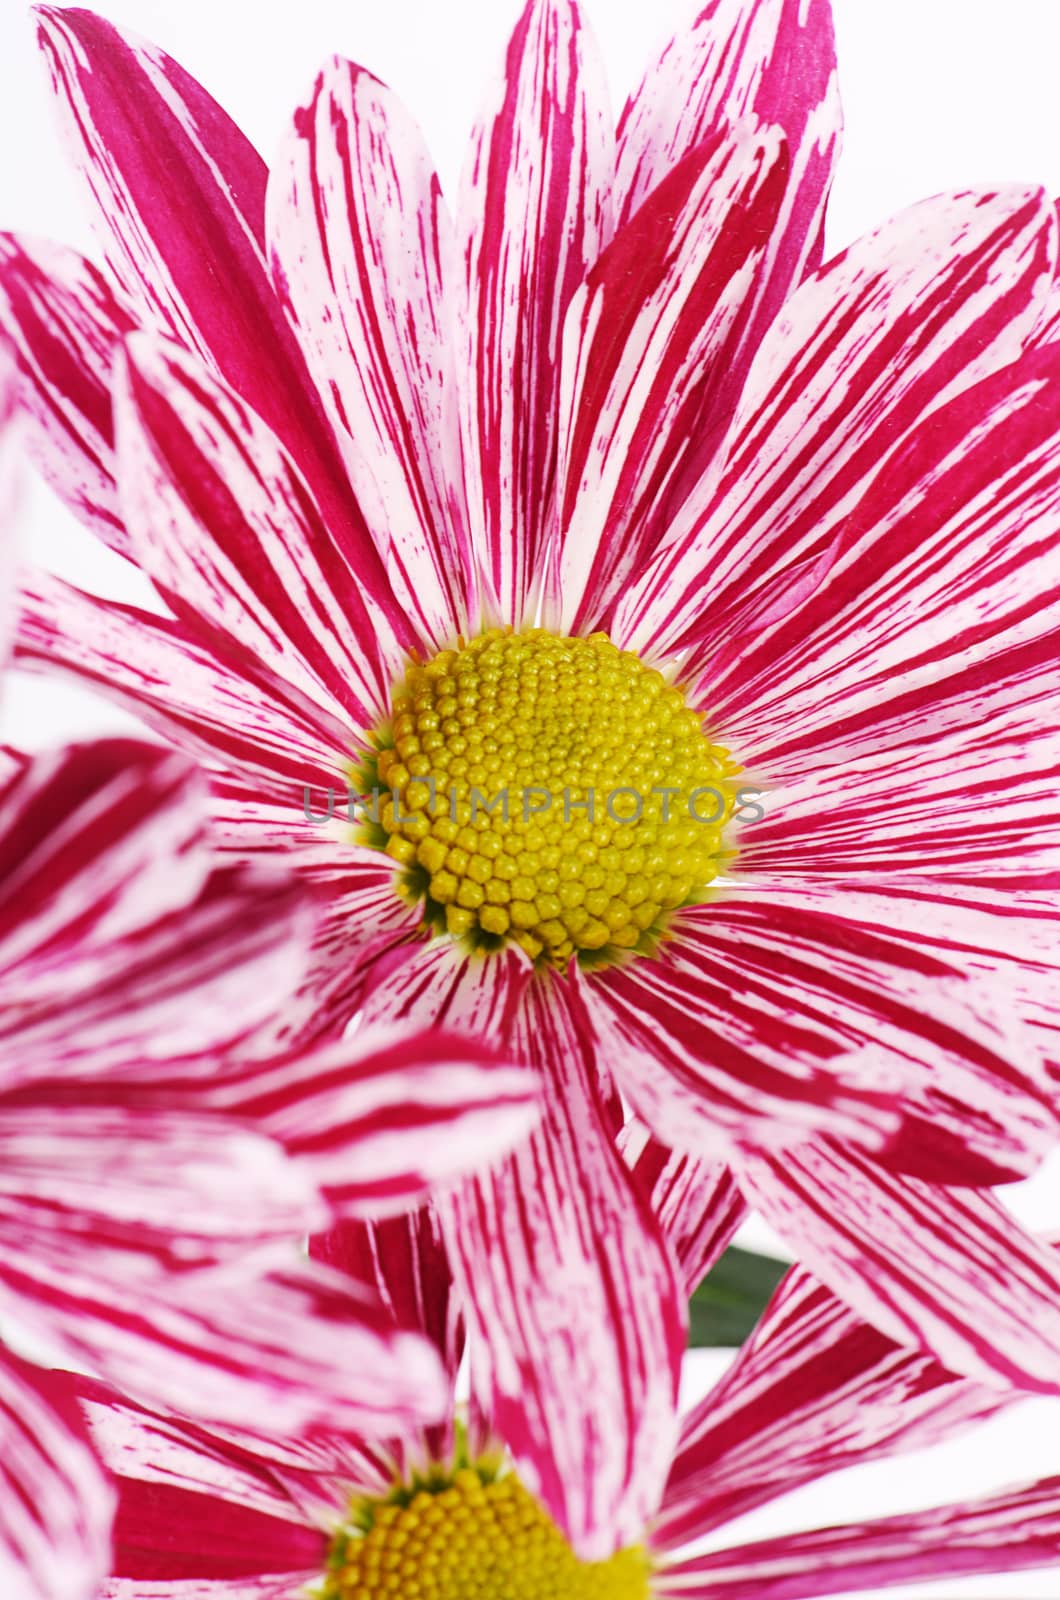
[657,1261,1016,1551]
[117,335,398,726]
[15,574,351,798]
[188,1023,541,1217]
[0,1353,113,1600]
[35,7,404,621]
[597,890,1058,1188]
[440,978,685,1561]
[549,122,790,633]
[618,185,1057,663]
[460,0,612,625]
[0,1100,322,1267]
[613,0,841,506]
[0,234,134,552]
[268,57,475,648]
[661,1476,1060,1599]
[698,340,1060,769]
[0,1254,447,1439]
[621,1121,746,1297]
[738,1141,1060,1392]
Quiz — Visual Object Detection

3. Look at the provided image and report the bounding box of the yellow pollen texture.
[366,629,737,969]
[322,1467,651,1600]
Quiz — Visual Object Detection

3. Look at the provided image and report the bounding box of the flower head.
[4,0,1060,1561]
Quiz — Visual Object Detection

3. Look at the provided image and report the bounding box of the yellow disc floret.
[320,1464,651,1600]
[360,629,738,969]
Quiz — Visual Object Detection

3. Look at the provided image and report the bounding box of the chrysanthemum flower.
[0,359,543,1600]
[71,1177,1060,1600]
[5,0,1060,1551]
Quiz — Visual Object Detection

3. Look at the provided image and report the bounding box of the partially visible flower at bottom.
[77,1199,1060,1600]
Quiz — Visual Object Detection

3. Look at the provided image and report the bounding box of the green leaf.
[688,1245,788,1347]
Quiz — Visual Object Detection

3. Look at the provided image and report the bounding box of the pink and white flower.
[4,0,1060,1560]
[70,1172,1060,1598]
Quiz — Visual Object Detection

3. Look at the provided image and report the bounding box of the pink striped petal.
[615,0,837,231]
[657,1262,1015,1551]
[79,1382,337,1593]
[0,741,315,1079]
[313,1208,458,1376]
[0,360,18,662]
[117,335,396,726]
[0,739,205,949]
[0,234,133,552]
[268,57,475,647]
[35,7,404,619]
[613,0,841,506]
[621,1120,746,1296]
[16,573,350,797]
[0,1252,446,1438]
[440,978,685,1561]
[173,1024,541,1216]
[0,1099,322,1268]
[4,864,311,1084]
[549,122,790,633]
[579,909,926,1156]
[619,888,1057,1187]
[356,935,531,1039]
[313,1208,462,1466]
[737,1142,1060,1392]
[460,0,611,623]
[108,1477,320,1590]
[0,1352,113,1600]
[661,1476,1060,1599]
[235,859,421,1055]
[617,185,1057,661]
[696,340,1060,766]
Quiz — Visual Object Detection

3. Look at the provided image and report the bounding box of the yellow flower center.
[362,630,737,969]
[321,1465,651,1600]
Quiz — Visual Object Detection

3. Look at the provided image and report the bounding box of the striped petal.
[440,977,685,1561]
[627,888,1057,1187]
[615,0,838,232]
[696,339,1060,769]
[79,1381,337,1593]
[0,1353,113,1600]
[0,1100,322,1267]
[107,1477,320,1592]
[268,57,475,648]
[617,185,1057,661]
[116,334,396,727]
[621,1120,746,1296]
[460,0,612,624]
[579,906,950,1157]
[549,122,790,633]
[660,1476,1060,1599]
[356,936,531,1039]
[313,1208,462,1465]
[0,359,18,662]
[0,1252,446,1439]
[613,0,841,505]
[35,7,400,607]
[176,1023,541,1217]
[0,741,316,1082]
[656,1262,1015,1551]
[15,574,350,797]
[0,234,133,552]
[0,739,208,982]
[737,1142,1060,1392]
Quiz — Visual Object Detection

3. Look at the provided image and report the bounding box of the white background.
[2,1,1060,1594]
